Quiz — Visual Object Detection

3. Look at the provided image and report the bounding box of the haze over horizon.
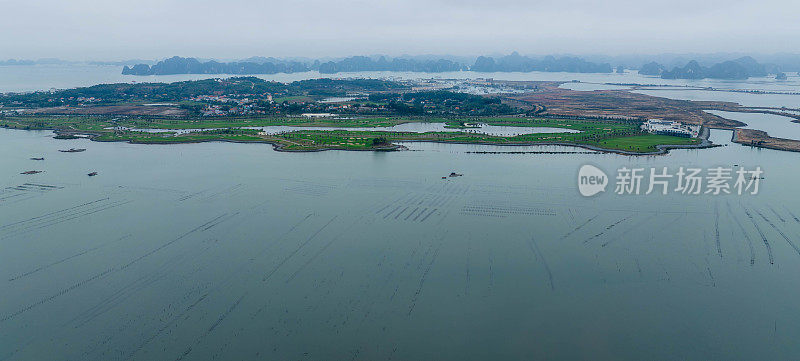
[3,0,800,60]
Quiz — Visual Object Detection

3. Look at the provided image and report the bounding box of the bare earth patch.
[734,128,800,152]
[497,81,744,128]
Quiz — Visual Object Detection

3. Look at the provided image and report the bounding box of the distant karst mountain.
[121,53,615,75]
[638,61,666,76]
[317,56,465,73]
[644,56,770,80]
[122,56,310,75]
[470,52,613,73]
[0,59,36,66]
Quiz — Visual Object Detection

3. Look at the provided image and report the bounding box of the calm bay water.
[2,65,800,360]
[1,127,800,360]
[704,110,800,140]
[116,123,580,136]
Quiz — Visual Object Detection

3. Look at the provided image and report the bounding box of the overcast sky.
[3,0,799,60]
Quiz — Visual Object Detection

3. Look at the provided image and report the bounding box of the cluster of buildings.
[641,119,700,138]
[192,93,390,116]
[200,105,230,116]
[411,81,453,92]
[44,96,101,105]
[190,94,275,116]
[415,78,528,95]
[75,96,100,103]
[200,103,266,116]
[323,102,389,112]
[189,94,269,105]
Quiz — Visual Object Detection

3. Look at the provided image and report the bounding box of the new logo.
[578,164,608,197]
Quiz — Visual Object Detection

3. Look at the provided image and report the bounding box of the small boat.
[449,172,463,177]
[21,170,43,175]
[30,157,45,161]
[88,172,98,177]
[59,148,86,153]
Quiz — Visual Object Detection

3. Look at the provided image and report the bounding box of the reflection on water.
[112,122,581,137]
[633,88,800,108]
[1,128,800,360]
[705,109,800,141]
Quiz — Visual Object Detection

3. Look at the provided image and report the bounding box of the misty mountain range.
[638,56,782,80]
[120,54,789,80]
[120,53,617,76]
[2,53,796,79]
[121,54,616,76]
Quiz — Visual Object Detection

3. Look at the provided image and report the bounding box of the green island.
[0,77,704,154]
[0,115,700,153]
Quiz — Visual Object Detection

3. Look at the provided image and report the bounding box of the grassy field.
[273,129,699,152]
[0,115,702,153]
[593,135,700,152]
[93,129,266,144]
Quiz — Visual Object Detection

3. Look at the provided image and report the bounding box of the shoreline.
[397,125,715,156]
[42,127,714,156]
[731,128,800,153]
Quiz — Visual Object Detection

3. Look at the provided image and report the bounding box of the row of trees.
[0,78,410,108]
[369,91,518,116]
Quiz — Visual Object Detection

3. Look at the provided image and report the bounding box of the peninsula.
[1,77,797,153]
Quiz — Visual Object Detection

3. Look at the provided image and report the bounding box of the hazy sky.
[3,0,799,60]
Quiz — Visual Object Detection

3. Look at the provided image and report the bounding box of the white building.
[641,119,700,138]
[301,113,334,118]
